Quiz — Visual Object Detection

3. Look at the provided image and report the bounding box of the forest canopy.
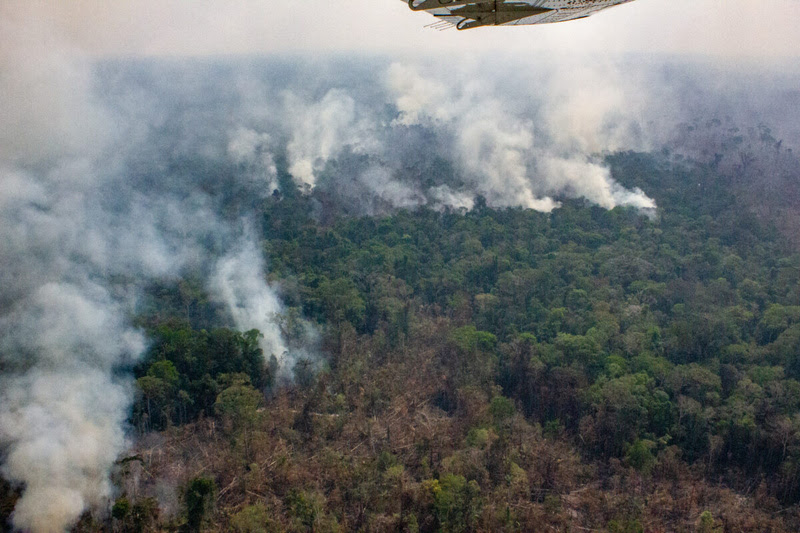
[36,141,799,532]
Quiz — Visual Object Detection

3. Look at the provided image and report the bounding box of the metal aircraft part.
[405,0,636,30]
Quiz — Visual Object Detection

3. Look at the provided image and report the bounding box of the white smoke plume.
[538,157,655,210]
[355,165,425,214]
[227,127,279,194]
[0,9,139,531]
[226,58,800,220]
[0,8,300,532]
[210,237,322,381]
[384,62,655,212]
[388,63,452,126]
[210,240,289,370]
[285,89,379,191]
[275,61,656,213]
[0,281,144,533]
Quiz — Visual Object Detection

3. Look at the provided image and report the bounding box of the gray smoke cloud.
[210,238,291,374]
[285,89,377,191]
[0,284,142,533]
[227,127,279,193]
[0,13,300,533]
[0,11,138,532]
[271,60,656,213]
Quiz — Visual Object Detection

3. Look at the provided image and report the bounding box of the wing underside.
[405,0,634,30]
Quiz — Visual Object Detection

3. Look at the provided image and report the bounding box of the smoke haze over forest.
[2,2,800,531]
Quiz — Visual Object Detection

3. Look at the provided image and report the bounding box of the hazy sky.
[4,0,800,60]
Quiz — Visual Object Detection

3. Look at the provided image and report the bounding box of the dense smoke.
[0,12,134,532]
[210,239,290,373]
[269,60,656,213]
[3,7,800,531]
[0,14,296,533]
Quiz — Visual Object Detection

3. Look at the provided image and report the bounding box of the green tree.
[185,477,216,532]
[230,503,279,533]
[215,375,264,461]
[428,474,482,533]
[625,439,656,474]
[696,510,722,533]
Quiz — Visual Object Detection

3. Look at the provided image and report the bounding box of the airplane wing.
[404,0,636,30]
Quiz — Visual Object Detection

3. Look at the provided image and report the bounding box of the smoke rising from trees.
[0,18,295,533]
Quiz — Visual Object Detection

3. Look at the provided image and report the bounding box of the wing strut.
[409,0,476,11]
[451,2,553,30]
[410,0,554,30]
